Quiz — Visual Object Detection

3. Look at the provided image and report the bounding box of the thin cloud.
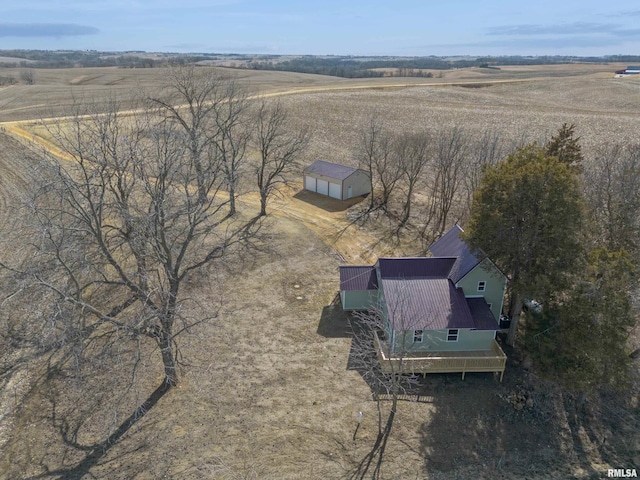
[617,28,640,36]
[209,43,281,54]
[162,41,280,54]
[0,23,99,37]
[481,36,627,49]
[164,43,208,51]
[0,0,241,12]
[485,21,640,42]
[607,9,640,18]
[487,22,622,36]
[220,11,305,22]
[419,35,629,52]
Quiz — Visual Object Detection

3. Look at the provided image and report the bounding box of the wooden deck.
[374,332,507,381]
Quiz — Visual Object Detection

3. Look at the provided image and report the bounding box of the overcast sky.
[1,0,639,56]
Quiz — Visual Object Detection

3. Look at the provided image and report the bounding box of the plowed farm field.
[0,64,638,479]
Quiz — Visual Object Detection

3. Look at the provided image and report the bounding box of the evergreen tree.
[529,248,636,392]
[464,143,584,345]
[545,123,583,171]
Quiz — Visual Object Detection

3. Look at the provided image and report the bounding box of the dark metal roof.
[340,266,378,291]
[466,298,500,331]
[428,225,483,283]
[303,160,361,181]
[381,278,475,331]
[377,257,456,280]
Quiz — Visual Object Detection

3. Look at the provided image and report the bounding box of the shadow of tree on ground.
[32,382,171,480]
[417,365,639,478]
[316,300,639,478]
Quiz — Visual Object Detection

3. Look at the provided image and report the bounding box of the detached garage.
[303,160,371,200]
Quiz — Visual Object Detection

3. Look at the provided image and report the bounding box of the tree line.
[353,118,638,395]
[230,54,640,77]
[0,50,215,69]
[461,125,638,395]
[355,116,507,243]
[346,121,638,464]
[0,67,311,470]
[5,50,640,77]
[1,66,308,393]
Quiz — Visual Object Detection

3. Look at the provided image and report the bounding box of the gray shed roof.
[340,266,378,291]
[303,160,361,181]
[382,278,475,331]
[428,225,483,283]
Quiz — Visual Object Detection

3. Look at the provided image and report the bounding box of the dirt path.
[6,73,530,262]
[239,187,390,264]
[254,77,533,99]
[0,121,388,263]
[0,77,533,128]
[0,79,440,264]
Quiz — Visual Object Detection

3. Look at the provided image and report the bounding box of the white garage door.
[305,175,317,192]
[316,179,329,195]
[329,182,341,199]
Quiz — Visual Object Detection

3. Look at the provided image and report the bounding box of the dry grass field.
[0,64,639,479]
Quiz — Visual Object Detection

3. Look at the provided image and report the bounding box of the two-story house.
[339,225,508,380]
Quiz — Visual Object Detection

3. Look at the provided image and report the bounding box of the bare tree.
[420,127,468,240]
[253,99,310,217]
[150,66,225,206]
[357,115,388,212]
[20,69,35,85]
[212,79,251,216]
[584,143,640,254]
[462,129,504,216]
[396,133,430,227]
[431,126,468,235]
[3,91,258,392]
[373,133,399,214]
[356,116,400,213]
[151,66,250,216]
[348,281,423,479]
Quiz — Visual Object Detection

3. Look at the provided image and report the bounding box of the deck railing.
[374,332,507,381]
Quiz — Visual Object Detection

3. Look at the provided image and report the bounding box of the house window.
[447,329,459,342]
[413,330,424,343]
[477,281,486,292]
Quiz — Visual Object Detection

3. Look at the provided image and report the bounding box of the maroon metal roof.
[429,225,483,283]
[377,257,456,280]
[466,298,500,331]
[381,278,475,331]
[340,266,378,291]
[303,160,361,181]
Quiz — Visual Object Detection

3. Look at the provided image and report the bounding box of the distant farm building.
[303,160,371,200]
[614,66,640,77]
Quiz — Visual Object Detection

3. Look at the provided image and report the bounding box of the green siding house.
[339,225,508,379]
